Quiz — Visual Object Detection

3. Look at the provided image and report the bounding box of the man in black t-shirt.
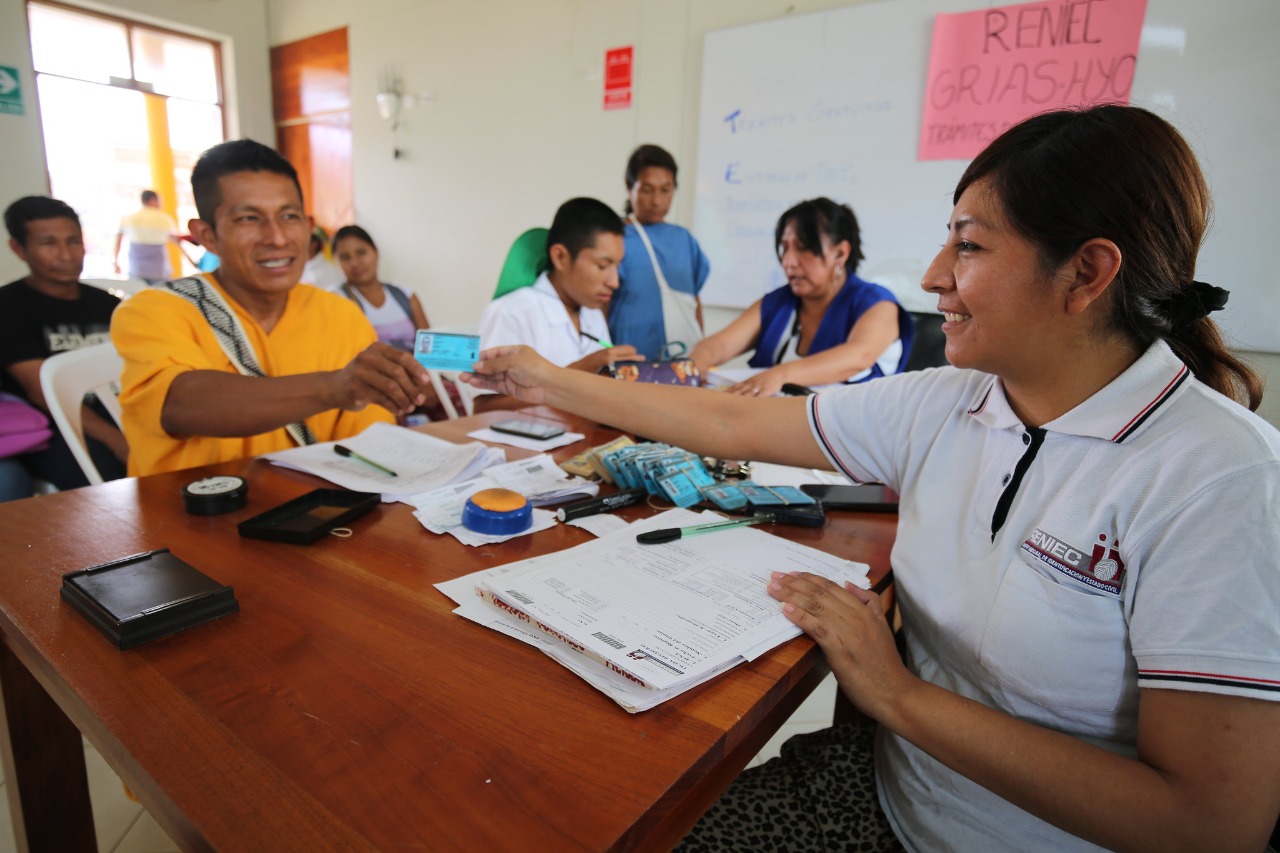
[2,196,128,489]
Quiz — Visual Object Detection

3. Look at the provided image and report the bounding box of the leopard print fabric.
[677,724,906,852]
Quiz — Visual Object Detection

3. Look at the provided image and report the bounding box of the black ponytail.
[956,105,1262,410]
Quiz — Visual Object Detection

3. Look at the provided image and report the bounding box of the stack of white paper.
[263,421,504,501]
[466,427,586,452]
[705,368,846,395]
[406,454,598,536]
[749,462,848,488]
[480,454,598,506]
[436,509,870,712]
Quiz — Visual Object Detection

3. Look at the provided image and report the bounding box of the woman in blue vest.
[690,198,913,396]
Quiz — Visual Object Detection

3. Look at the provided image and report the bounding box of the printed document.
[406,454,599,534]
[437,514,742,711]
[465,509,869,701]
[263,421,502,500]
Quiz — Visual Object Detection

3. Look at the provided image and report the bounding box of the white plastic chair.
[38,342,125,486]
[427,370,475,420]
[82,277,149,301]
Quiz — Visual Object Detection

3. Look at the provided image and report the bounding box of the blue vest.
[749,273,914,381]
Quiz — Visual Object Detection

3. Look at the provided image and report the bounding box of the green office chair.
[494,227,549,298]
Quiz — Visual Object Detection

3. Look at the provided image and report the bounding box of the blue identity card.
[414,331,481,372]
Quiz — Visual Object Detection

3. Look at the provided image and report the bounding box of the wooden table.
[0,408,895,852]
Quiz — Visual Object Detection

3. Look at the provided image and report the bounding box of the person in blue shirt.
[690,197,913,396]
[607,145,710,359]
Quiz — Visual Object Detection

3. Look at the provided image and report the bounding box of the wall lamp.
[376,68,432,129]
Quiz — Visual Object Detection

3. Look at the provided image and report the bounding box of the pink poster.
[919,0,1148,160]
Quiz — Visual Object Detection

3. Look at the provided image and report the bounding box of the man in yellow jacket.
[112,140,435,476]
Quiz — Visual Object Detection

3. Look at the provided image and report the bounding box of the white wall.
[1247,351,1280,427]
[4,0,1276,425]
[0,3,53,284]
[267,0,1280,426]
[0,0,276,284]
[266,0,874,331]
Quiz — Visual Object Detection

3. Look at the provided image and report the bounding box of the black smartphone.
[799,483,899,512]
[490,419,566,441]
[755,504,826,527]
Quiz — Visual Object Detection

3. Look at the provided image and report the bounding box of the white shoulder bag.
[631,219,703,353]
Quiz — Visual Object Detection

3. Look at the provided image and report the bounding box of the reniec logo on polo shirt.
[1021,528,1126,594]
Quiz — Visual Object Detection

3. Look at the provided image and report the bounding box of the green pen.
[334,444,398,477]
[636,514,774,545]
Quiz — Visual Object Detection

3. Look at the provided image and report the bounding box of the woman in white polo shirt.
[464,105,1280,851]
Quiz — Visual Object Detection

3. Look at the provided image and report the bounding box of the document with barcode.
[469,509,869,701]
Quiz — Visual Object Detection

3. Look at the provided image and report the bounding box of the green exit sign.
[0,66,24,116]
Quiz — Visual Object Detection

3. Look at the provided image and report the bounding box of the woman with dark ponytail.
[466,105,1280,851]
[953,104,1262,410]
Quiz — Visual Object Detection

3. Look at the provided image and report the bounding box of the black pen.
[334,444,398,477]
[556,488,646,522]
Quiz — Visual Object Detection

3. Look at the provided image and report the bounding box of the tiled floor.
[747,670,840,767]
[0,739,179,853]
[0,673,839,851]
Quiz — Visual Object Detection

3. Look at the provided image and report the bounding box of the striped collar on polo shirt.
[965,340,1192,444]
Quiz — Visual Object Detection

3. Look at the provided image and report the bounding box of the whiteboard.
[692,0,1280,353]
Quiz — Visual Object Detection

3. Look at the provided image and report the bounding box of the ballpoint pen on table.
[557,488,647,522]
[636,514,774,544]
[334,445,398,477]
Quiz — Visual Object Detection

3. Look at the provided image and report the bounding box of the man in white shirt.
[475,197,641,412]
[114,190,178,284]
